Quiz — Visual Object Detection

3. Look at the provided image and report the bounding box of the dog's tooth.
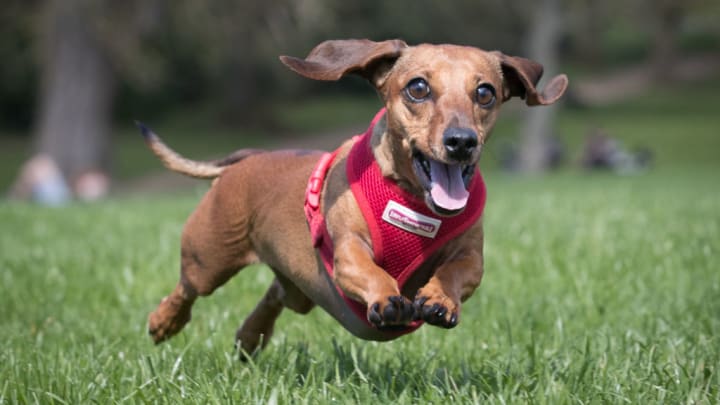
[423,158,431,175]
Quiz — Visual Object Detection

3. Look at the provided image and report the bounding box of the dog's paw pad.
[413,296,459,329]
[368,303,383,325]
[367,295,414,327]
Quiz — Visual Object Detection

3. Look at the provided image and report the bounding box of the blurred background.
[1,0,719,203]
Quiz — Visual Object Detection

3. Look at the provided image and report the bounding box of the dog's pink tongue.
[429,160,469,211]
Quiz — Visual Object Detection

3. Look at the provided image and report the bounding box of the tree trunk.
[517,0,562,172]
[575,0,604,66]
[35,0,115,183]
[650,0,683,80]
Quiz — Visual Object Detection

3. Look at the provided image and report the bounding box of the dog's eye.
[405,78,431,102]
[475,84,496,108]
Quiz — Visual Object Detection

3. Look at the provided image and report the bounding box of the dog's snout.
[443,127,478,161]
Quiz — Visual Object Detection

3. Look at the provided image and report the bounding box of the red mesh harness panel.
[304,109,486,335]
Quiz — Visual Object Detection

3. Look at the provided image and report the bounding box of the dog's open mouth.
[412,150,476,216]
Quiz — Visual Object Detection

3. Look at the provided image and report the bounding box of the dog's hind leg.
[235,273,315,357]
[148,178,258,344]
[235,278,285,357]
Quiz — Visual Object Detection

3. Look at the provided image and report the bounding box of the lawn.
[1,80,719,403]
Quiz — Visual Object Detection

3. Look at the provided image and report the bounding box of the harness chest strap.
[304,109,487,334]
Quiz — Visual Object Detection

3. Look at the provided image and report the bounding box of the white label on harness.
[382,200,442,238]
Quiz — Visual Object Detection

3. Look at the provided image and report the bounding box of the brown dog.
[144,39,567,355]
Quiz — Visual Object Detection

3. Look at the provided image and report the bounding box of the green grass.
[1,168,718,403]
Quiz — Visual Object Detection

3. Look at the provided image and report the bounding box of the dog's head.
[281,39,568,216]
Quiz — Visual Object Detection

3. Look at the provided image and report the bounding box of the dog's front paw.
[367,295,415,329]
[413,295,459,329]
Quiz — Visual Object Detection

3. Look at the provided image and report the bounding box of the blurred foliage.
[0,0,719,131]
[0,2,41,129]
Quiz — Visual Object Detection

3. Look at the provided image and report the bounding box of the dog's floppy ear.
[280,39,407,87]
[493,52,568,106]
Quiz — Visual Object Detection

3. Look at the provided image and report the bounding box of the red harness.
[304,109,486,334]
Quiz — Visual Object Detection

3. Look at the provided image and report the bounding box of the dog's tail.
[136,122,262,179]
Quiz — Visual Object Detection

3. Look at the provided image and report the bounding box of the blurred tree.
[0,1,41,130]
[517,0,564,172]
[33,0,159,186]
[155,0,317,124]
[649,0,684,80]
[570,0,605,67]
[320,0,523,51]
[35,0,114,182]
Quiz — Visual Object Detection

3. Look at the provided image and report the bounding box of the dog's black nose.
[443,127,478,161]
